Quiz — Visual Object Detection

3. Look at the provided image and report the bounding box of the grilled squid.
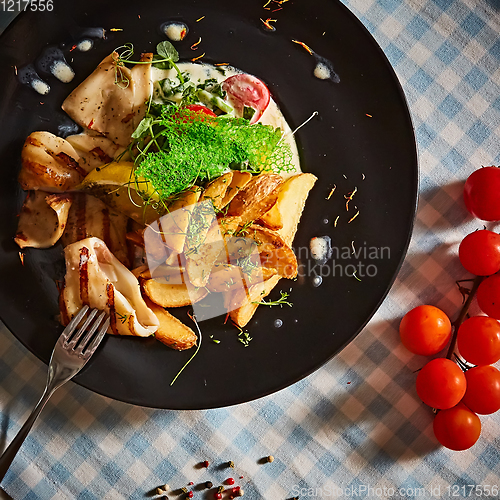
[60,237,159,337]
[18,131,86,192]
[65,132,126,174]
[61,52,153,147]
[61,193,130,267]
[15,191,73,249]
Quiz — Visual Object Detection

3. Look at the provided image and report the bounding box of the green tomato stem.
[446,275,484,359]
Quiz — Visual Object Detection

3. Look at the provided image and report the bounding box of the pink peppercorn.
[215,494,222,500]
[188,492,193,498]
[232,486,241,493]
[226,478,235,485]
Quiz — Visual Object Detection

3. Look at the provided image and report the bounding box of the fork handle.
[0,387,55,483]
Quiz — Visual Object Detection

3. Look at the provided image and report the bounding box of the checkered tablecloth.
[2,0,500,498]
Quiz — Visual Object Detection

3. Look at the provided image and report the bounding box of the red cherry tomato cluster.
[399,166,500,451]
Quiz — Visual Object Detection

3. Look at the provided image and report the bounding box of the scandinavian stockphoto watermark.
[143,202,392,321]
[289,483,499,497]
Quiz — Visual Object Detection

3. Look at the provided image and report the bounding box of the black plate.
[0,0,417,409]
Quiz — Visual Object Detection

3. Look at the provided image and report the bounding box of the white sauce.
[31,79,50,95]
[51,60,75,83]
[310,236,332,262]
[314,62,331,80]
[77,39,93,52]
[163,22,187,41]
[151,63,301,175]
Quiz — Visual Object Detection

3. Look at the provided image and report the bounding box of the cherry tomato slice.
[399,305,452,356]
[415,358,466,409]
[464,166,500,221]
[185,104,217,117]
[462,365,500,415]
[457,316,500,366]
[459,230,500,276]
[433,403,481,451]
[477,274,500,320]
[222,74,270,124]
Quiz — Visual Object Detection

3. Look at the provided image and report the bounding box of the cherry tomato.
[476,274,500,320]
[457,316,500,365]
[185,104,217,117]
[464,166,500,221]
[462,365,500,415]
[222,74,270,124]
[433,403,481,451]
[458,230,500,276]
[416,358,466,409]
[399,305,452,356]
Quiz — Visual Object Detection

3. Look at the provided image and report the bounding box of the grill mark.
[55,152,87,177]
[106,283,119,335]
[79,247,90,305]
[101,208,111,250]
[128,315,135,335]
[75,193,87,241]
[58,282,70,326]
[90,147,113,163]
[121,112,135,123]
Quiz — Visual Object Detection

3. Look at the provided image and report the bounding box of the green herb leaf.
[156,41,179,62]
[131,116,153,139]
[243,106,256,121]
[152,54,173,70]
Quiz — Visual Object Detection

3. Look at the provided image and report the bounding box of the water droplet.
[312,275,322,287]
[274,319,283,328]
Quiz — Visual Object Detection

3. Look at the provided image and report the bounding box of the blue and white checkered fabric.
[2,0,500,498]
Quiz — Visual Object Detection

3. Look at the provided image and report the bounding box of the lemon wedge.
[78,161,165,224]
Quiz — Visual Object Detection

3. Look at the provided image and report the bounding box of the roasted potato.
[275,173,317,246]
[160,187,202,254]
[186,221,225,287]
[257,201,283,230]
[244,225,297,278]
[142,279,208,308]
[227,275,282,327]
[226,173,282,223]
[220,171,252,208]
[201,171,233,209]
[145,298,197,351]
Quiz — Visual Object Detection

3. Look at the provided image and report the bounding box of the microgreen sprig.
[253,290,293,308]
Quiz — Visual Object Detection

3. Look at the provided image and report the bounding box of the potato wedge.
[257,201,283,230]
[201,171,233,209]
[246,225,297,278]
[142,279,207,308]
[160,187,202,254]
[227,275,282,327]
[186,221,225,287]
[141,263,185,284]
[207,264,244,293]
[220,171,252,208]
[145,298,197,350]
[275,173,317,246]
[226,173,282,223]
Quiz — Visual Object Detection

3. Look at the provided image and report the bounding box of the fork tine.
[61,305,89,341]
[83,316,110,358]
[76,310,108,353]
[66,308,98,349]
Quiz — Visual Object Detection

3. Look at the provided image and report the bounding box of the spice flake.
[326,184,336,200]
[191,52,205,62]
[261,18,277,31]
[292,39,314,55]
[190,37,202,50]
[344,186,357,211]
[196,16,205,22]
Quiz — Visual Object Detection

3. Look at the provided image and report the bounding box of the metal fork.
[0,306,109,482]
